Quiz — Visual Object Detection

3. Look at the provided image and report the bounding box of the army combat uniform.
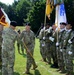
[2,21,18,75]
[20,29,37,73]
[0,31,2,69]
[57,29,65,72]
[63,29,74,75]
[39,28,47,62]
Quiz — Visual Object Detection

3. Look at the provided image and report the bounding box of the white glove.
[43,37,45,40]
[68,51,72,55]
[48,27,52,33]
[68,39,72,44]
[56,42,59,47]
[49,37,54,42]
[60,49,62,52]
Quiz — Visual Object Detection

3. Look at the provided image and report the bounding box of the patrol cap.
[60,22,67,26]
[26,23,31,26]
[10,21,17,27]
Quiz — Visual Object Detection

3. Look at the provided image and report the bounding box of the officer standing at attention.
[39,26,47,62]
[56,22,67,72]
[63,24,74,75]
[2,21,18,75]
[20,23,37,74]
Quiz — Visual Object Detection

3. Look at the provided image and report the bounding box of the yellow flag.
[46,0,54,19]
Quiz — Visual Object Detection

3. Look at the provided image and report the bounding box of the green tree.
[26,1,46,34]
[16,0,30,25]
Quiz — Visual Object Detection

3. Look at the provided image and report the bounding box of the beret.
[26,23,31,26]
[10,21,17,27]
[60,22,67,26]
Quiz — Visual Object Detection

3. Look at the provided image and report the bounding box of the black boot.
[51,63,58,68]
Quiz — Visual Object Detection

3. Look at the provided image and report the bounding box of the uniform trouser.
[2,48,15,75]
[57,48,65,69]
[17,43,24,53]
[45,43,51,63]
[63,48,73,73]
[40,44,46,60]
[26,45,35,70]
[0,46,2,69]
[51,44,58,65]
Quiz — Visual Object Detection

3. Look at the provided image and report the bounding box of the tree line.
[0,0,74,33]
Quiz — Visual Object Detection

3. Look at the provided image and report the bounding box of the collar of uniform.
[60,28,65,32]
[66,29,72,33]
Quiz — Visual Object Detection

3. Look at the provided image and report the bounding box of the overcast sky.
[0,0,14,5]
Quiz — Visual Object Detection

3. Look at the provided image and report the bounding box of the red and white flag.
[0,7,10,26]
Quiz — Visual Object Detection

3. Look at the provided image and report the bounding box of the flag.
[46,0,54,19]
[0,7,10,26]
[55,3,67,27]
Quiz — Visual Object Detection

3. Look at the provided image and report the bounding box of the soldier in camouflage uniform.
[17,29,24,54]
[0,25,3,70]
[44,23,52,64]
[49,24,58,68]
[2,21,18,75]
[39,27,47,62]
[20,23,37,74]
[56,22,66,72]
[63,24,74,75]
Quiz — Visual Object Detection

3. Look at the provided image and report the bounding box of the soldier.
[17,29,24,54]
[49,24,58,68]
[44,23,52,64]
[20,23,37,74]
[0,25,4,71]
[39,26,47,62]
[56,22,67,72]
[1,21,18,75]
[63,24,74,75]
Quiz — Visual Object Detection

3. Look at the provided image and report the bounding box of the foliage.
[26,1,46,34]
[0,0,74,29]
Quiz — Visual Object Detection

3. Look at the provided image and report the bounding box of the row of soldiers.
[39,22,74,75]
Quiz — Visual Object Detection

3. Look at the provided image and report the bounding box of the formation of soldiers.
[39,22,74,75]
[0,21,74,75]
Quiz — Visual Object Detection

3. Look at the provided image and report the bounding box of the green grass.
[0,26,66,75]
[13,39,66,75]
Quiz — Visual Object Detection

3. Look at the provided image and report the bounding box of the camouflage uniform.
[44,28,52,64]
[63,29,74,74]
[57,29,65,71]
[49,30,58,67]
[20,30,36,71]
[2,27,18,75]
[17,32,24,54]
[39,29,46,61]
[0,31,2,69]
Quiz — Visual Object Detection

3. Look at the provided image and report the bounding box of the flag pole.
[56,5,59,43]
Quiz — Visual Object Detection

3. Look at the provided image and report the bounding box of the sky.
[0,0,14,5]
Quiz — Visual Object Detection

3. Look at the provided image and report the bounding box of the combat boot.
[32,64,38,70]
[24,69,30,74]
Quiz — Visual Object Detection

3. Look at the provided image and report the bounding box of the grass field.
[13,38,66,75]
[0,26,66,75]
